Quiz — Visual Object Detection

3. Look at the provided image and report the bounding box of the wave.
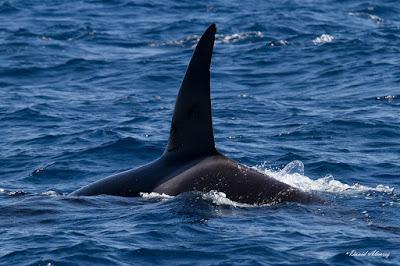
[200,191,255,208]
[0,1,19,14]
[27,162,84,183]
[42,24,97,41]
[0,107,61,122]
[0,187,62,198]
[54,136,163,167]
[11,24,97,41]
[376,95,397,103]
[150,31,264,47]
[349,12,383,25]
[0,188,30,197]
[217,31,263,44]
[139,191,255,208]
[313,34,334,45]
[73,136,159,156]
[255,160,394,194]
[151,30,347,50]
[139,192,174,200]
[0,58,109,77]
[41,190,62,196]
[268,39,289,47]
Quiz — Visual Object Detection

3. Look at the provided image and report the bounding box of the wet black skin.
[70,24,315,204]
[71,152,313,204]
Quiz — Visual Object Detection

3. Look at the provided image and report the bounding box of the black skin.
[71,151,313,204]
[70,24,317,204]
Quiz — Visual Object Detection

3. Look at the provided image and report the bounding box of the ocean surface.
[1,0,399,265]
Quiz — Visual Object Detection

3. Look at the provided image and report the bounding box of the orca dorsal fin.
[164,24,217,158]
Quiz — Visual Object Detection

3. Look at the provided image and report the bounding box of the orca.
[70,24,314,204]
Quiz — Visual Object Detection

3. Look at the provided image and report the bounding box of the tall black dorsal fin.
[164,24,217,158]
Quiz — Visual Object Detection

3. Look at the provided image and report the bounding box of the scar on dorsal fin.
[164,24,217,158]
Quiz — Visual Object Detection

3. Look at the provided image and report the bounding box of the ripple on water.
[150,31,264,47]
[0,1,19,14]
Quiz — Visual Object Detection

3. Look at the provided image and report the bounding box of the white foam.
[348,12,383,24]
[152,31,263,47]
[313,34,334,45]
[377,95,397,103]
[139,191,255,207]
[201,190,256,208]
[254,160,394,194]
[368,14,383,24]
[216,31,263,44]
[8,190,27,196]
[41,190,60,197]
[139,192,174,200]
[269,39,288,47]
[164,35,199,46]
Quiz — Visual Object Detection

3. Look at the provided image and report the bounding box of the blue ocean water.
[1,0,399,265]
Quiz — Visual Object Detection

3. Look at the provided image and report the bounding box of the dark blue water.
[1,0,399,265]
